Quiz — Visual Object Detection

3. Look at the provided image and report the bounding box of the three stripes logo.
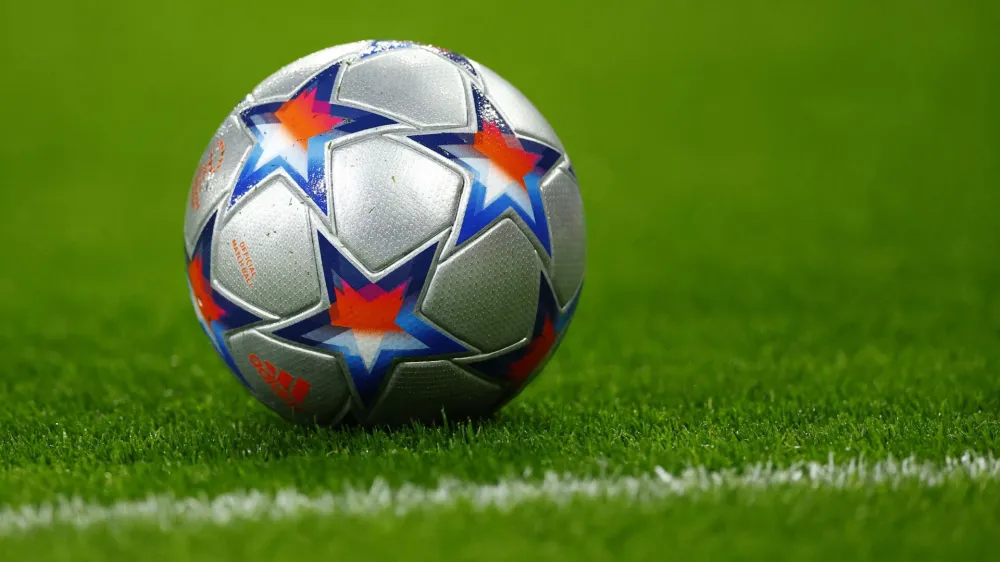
[190,138,225,211]
[249,353,310,411]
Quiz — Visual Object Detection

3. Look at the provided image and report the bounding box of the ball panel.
[250,41,368,102]
[540,168,586,307]
[338,49,469,128]
[364,360,504,426]
[213,176,320,316]
[421,218,540,352]
[472,61,564,151]
[183,115,255,254]
[458,273,578,391]
[227,329,351,424]
[330,137,462,272]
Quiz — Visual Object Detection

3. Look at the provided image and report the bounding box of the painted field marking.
[1,452,997,536]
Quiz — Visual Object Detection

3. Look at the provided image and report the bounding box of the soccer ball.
[183,40,585,426]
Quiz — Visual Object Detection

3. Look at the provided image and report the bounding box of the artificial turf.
[1,0,998,559]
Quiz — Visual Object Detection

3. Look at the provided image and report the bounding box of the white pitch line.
[1,452,998,536]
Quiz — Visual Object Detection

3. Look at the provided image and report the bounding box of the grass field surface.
[1,0,998,560]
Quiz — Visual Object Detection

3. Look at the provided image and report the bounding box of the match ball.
[183,40,585,426]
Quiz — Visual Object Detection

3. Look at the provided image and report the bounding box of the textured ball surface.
[183,40,585,426]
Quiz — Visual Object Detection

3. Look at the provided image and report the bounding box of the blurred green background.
[2,0,996,328]
[0,0,998,560]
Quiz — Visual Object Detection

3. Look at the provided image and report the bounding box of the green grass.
[1,0,999,559]
[11,486,1000,562]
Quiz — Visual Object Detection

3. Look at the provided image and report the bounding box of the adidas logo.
[248,354,311,411]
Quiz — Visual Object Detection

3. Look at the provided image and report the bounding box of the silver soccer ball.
[183,40,585,426]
